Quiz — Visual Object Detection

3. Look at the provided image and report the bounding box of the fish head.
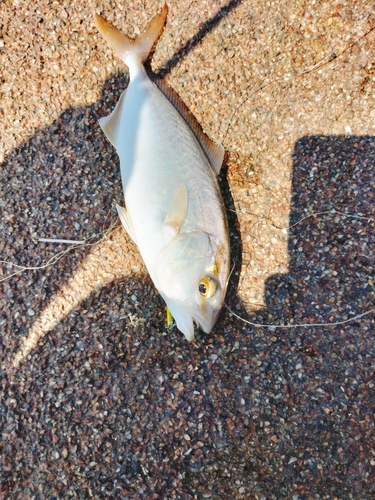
[154,231,229,341]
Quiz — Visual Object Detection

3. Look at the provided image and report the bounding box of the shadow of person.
[218,135,375,497]
[0,0,245,358]
[231,135,374,351]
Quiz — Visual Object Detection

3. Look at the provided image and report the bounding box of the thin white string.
[288,209,375,229]
[225,303,375,329]
[1,210,374,328]
[227,209,374,328]
[0,220,119,284]
[37,238,86,244]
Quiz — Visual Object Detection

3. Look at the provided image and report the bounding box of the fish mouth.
[166,301,202,342]
[170,306,195,342]
[192,308,219,335]
[166,300,220,341]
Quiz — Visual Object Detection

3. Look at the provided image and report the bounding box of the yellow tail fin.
[94,5,168,70]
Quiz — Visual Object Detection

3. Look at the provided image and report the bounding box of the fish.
[94,4,230,341]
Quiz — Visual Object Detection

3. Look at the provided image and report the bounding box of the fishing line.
[225,303,375,329]
[222,24,375,141]
[219,27,375,331]
[227,208,374,329]
[1,209,373,329]
[0,219,120,284]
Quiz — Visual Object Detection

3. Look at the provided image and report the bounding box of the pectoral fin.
[116,204,136,243]
[163,185,188,235]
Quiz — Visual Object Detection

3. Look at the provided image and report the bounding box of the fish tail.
[94,5,168,71]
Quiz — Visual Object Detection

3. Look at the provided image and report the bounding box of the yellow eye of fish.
[199,277,216,299]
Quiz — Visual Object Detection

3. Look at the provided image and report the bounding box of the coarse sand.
[1,1,374,498]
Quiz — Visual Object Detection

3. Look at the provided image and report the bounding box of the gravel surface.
[1,0,374,498]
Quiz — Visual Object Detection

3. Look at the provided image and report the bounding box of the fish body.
[94,5,230,341]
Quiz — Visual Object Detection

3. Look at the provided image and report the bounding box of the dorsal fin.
[151,75,225,174]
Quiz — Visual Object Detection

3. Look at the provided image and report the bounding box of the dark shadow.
[219,135,375,497]
[2,111,375,498]
[0,72,130,351]
[244,135,375,338]
[156,0,243,77]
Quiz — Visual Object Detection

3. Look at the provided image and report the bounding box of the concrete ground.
[1,0,374,498]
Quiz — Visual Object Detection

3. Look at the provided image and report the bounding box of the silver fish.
[94,5,230,341]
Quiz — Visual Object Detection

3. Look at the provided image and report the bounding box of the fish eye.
[199,276,216,299]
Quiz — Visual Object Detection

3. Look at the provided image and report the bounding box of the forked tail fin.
[94,4,168,75]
